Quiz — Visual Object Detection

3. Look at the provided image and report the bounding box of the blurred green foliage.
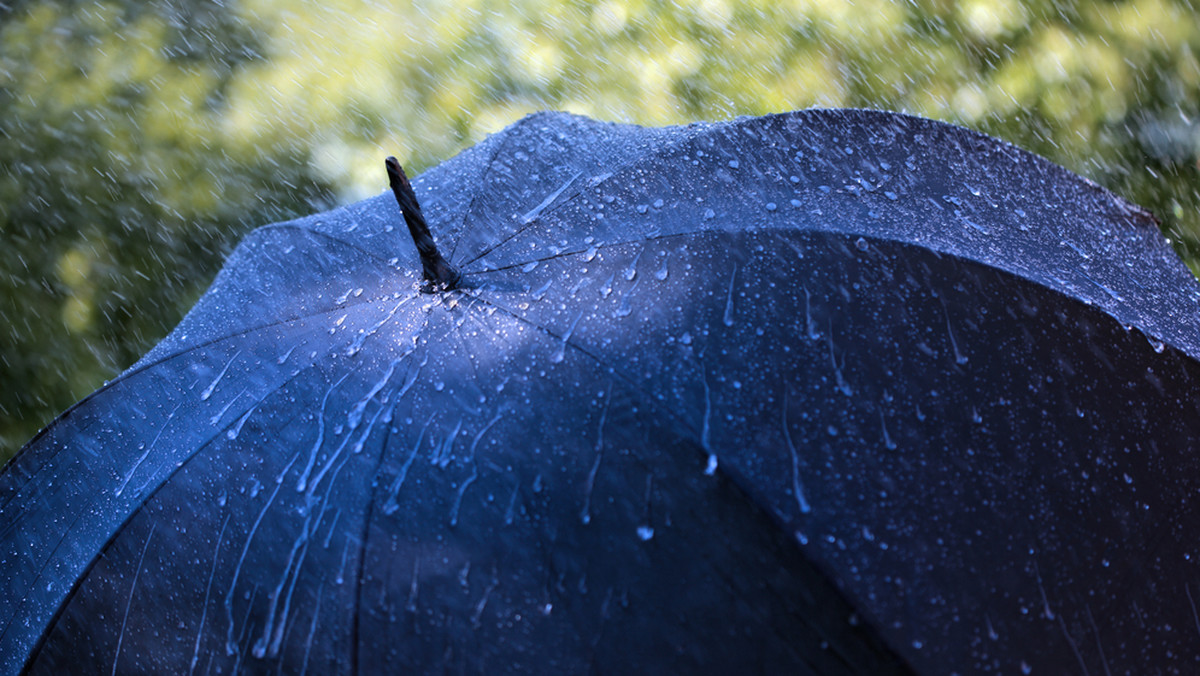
[2,0,1199,463]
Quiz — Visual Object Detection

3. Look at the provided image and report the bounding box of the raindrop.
[679,332,693,345]
[723,265,737,327]
[584,245,599,261]
[531,278,554,301]
[766,202,777,211]
[653,198,664,209]
[789,175,800,183]
[804,288,820,341]
[623,252,640,281]
[201,351,241,401]
[636,204,648,214]
[703,208,715,220]
[728,159,740,169]
[613,280,639,318]
[855,237,869,251]
[226,408,255,441]
[880,410,897,450]
[884,191,898,200]
[550,311,584,364]
[795,531,809,545]
[522,261,539,273]
[654,257,669,280]
[790,199,802,208]
[600,274,615,298]
[636,525,655,541]
[704,454,718,475]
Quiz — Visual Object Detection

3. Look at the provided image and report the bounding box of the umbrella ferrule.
[386,156,462,291]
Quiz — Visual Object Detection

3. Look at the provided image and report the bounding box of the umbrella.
[4,108,1200,674]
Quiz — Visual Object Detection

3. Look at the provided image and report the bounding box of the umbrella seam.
[9,351,343,672]
[446,112,545,265]
[459,124,711,270]
[5,288,415,478]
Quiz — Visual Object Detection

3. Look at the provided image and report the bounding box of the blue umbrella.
[3,109,1199,673]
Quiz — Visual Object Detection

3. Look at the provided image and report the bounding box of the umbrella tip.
[386,157,462,291]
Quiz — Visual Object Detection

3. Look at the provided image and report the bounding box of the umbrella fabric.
[3,109,1200,674]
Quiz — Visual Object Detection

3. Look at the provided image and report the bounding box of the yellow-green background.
[2,0,1199,463]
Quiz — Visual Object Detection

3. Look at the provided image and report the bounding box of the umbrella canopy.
[4,108,1200,674]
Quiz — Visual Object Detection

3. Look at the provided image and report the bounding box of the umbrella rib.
[254,223,397,267]
[350,415,395,675]
[10,350,348,669]
[459,124,709,270]
[6,290,415,488]
[347,313,433,673]
[464,231,698,276]
[447,113,539,264]
[3,217,410,490]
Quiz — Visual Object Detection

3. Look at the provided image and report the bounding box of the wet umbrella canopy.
[4,109,1200,673]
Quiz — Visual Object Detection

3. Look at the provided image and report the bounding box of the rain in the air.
[2,1,1200,673]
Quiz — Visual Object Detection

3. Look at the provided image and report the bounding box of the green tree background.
[2,0,1198,463]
